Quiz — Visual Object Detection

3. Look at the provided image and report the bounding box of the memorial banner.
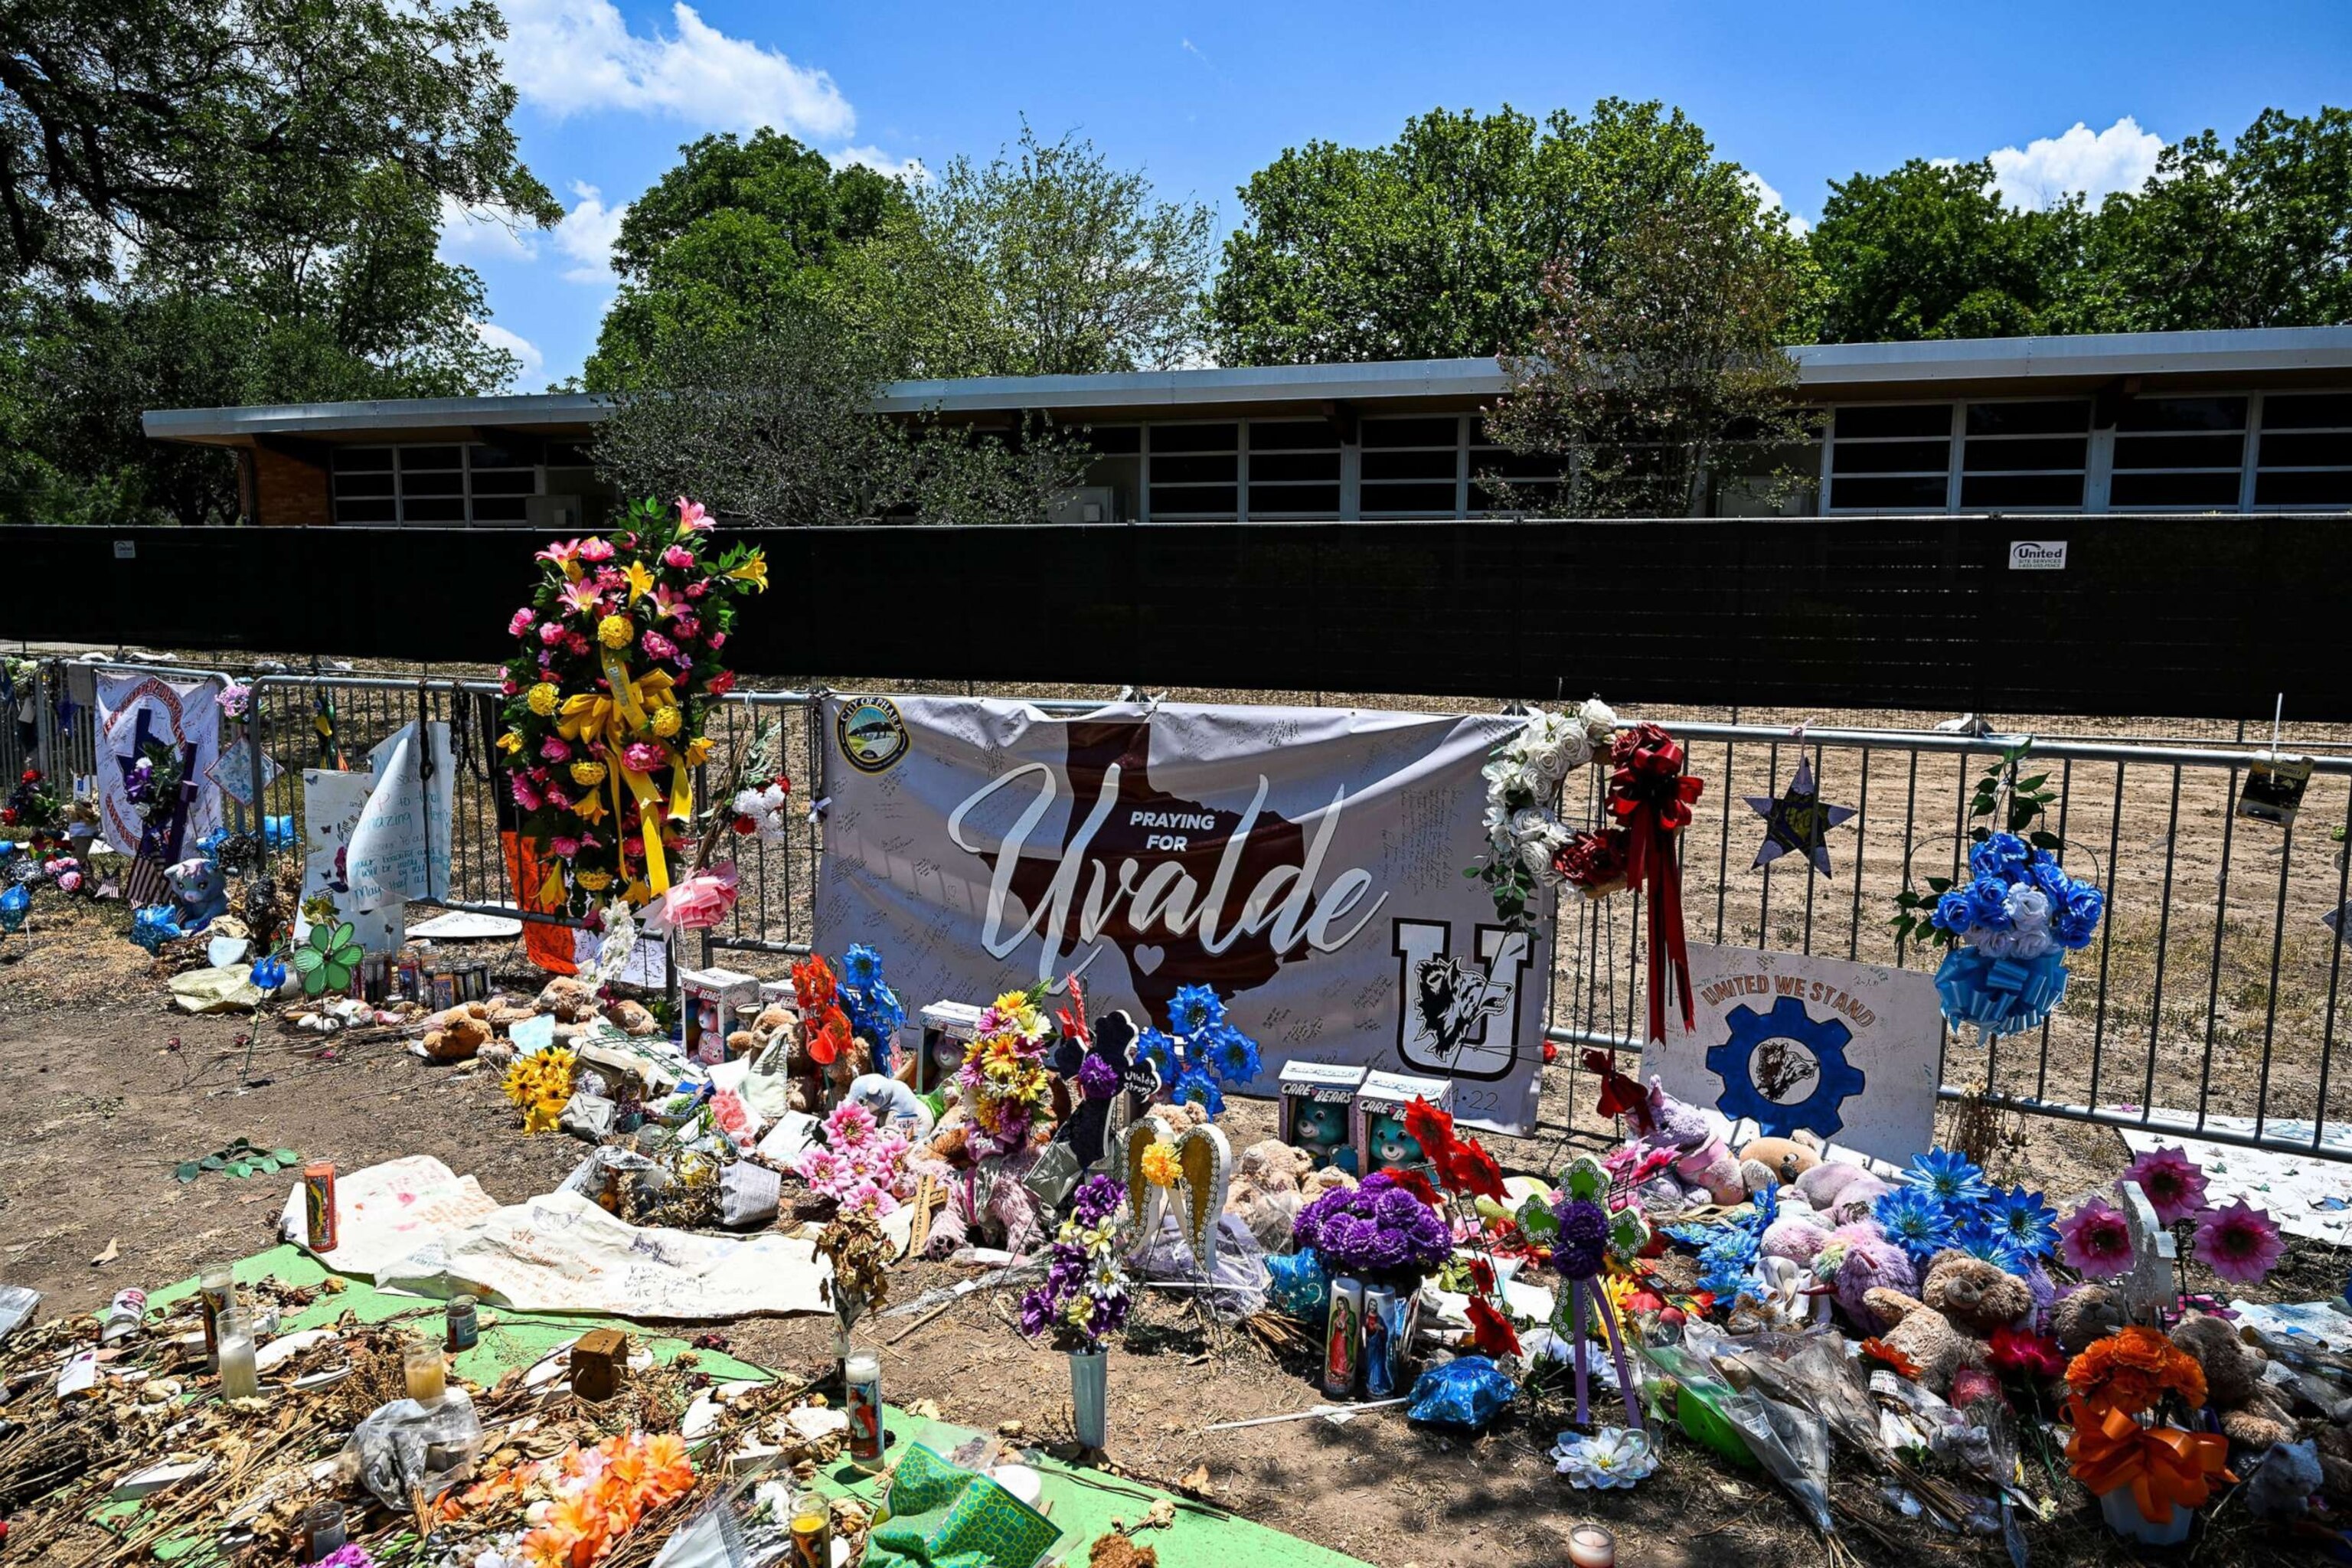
[815,696,1550,1132]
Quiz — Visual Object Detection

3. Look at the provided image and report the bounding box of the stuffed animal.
[913,1128,1051,1260]
[1224,1138,1315,1251]
[422,1002,492,1061]
[1292,1098,1354,1171]
[1736,1132,1822,1192]
[1364,1110,1422,1175]
[2172,1311,2298,1450]
[1813,1223,1917,1330]
[1759,1195,1837,1266]
[848,1072,934,1138]
[1792,1159,1894,1225]
[1619,1077,1745,1207]
[1861,1252,2034,1393]
[2050,1282,2125,1354]
[536,976,603,1022]
[163,855,229,933]
[604,998,660,1037]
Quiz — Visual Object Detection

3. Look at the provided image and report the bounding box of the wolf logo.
[1392,920,1533,1080]
[1414,955,1510,1065]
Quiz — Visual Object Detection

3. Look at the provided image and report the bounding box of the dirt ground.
[7,897,2352,1568]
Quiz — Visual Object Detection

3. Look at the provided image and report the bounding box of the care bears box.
[915,1000,986,1096]
[1277,1061,1366,1171]
[680,966,760,1067]
[1352,1069,1455,1178]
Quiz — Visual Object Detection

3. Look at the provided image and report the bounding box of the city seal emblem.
[836,697,910,775]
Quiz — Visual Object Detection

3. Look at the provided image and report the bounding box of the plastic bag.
[1129,1211,1270,1321]
[341,1389,482,1508]
[1266,1248,1330,1319]
[718,1161,780,1228]
[1648,1338,1833,1533]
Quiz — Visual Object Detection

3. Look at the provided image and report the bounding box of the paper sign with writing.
[298,768,403,956]
[345,722,452,913]
[1657,943,1942,1165]
[814,695,1549,1132]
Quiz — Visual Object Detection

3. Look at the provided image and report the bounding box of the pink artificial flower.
[622,835,645,858]
[622,741,665,773]
[672,615,701,641]
[686,581,708,599]
[711,1087,752,1140]
[2122,1146,2209,1226]
[662,544,694,570]
[795,1148,845,1187]
[534,537,582,566]
[593,565,624,592]
[527,766,550,784]
[2057,1197,2133,1278]
[577,537,616,563]
[539,622,566,646]
[507,608,536,637]
[641,630,678,662]
[511,776,543,811]
[652,584,688,619]
[550,835,582,858]
[564,632,591,656]
[558,579,603,616]
[543,786,571,810]
[708,631,726,651]
[539,737,572,762]
[676,497,713,533]
[2193,1200,2285,1285]
[57,868,82,893]
[499,679,518,697]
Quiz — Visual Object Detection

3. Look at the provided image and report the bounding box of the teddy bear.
[2050,1282,2125,1354]
[422,1001,492,1061]
[536,975,603,1022]
[1736,1131,1822,1193]
[1759,1192,1838,1267]
[1224,1138,1315,1251]
[908,1125,1052,1260]
[604,998,660,1037]
[2171,1311,2298,1451]
[1814,1223,1917,1330]
[1792,1159,1894,1225]
[162,855,230,933]
[1864,1252,2034,1393]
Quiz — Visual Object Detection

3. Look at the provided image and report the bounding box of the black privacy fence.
[2,511,2347,718]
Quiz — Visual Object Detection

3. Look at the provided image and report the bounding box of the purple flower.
[1073,1175,1124,1227]
[1076,1053,1119,1101]
[1291,1171,1452,1284]
[1553,1197,1609,1279]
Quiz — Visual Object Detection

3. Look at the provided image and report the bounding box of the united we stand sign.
[814,696,1551,1132]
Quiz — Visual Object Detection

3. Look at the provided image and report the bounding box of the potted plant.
[1019,1175,1131,1451]
[2063,1325,2233,1544]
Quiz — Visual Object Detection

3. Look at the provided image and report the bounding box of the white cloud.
[554,181,628,284]
[474,321,545,382]
[1987,116,2163,211]
[498,0,854,139]
[438,194,539,261]
[1742,172,1811,236]
[828,145,926,183]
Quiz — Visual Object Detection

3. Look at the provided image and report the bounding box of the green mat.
[142,1248,1368,1568]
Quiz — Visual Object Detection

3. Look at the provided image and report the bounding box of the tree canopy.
[1808,159,2081,341]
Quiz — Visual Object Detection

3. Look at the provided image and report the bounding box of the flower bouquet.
[1019,1174,1132,1449]
[959,987,1057,1159]
[1292,1171,1455,1289]
[2063,1325,2232,1543]
[793,1100,914,1218]
[1469,700,1618,933]
[1911,830,2105,1038]
[495,495,766,917]
[1134,983,1262,1115]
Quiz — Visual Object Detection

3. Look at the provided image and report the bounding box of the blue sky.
[442,0,2352,387]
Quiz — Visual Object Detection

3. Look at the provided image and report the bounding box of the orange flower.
[641,1432,694,1496]
[1860,1337,1922,1379]
[2065,1325,2206,1416]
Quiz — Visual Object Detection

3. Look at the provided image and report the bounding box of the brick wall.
[252,444,331,526]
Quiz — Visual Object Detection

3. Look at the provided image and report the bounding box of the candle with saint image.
[844,1349,884,1468]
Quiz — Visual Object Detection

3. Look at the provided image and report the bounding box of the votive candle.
[404,1338,447,1404]
[1567,1523,1615,1568]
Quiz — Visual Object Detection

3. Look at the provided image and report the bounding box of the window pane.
[2112,433,2245,471]
[333,471,395,498]
[1832,439,1950,475]
[334,497,397,523]
[1960,472,2084,508]
[2262,394,2352,430]
[401,469,465,497]
[334,447,394,472]
[1148,486,1236,518]
[1965,400,2089,436]
[1834,404,1950,439]
[1150,453,1236,485]
[470,497,531,521]
[1246,420,1340,451]
[402,497,468,522]
[467,443,534,469]
[1361,482,1460,514]
[1249,484,1341,514]
[1830,474,1947,509]
[470,469,538,495]
[2258,431,2352,469]
[2109,472,2243,508]
[1248,450,1339,483]
[1148,423,1236,453]
[1963,436,2086,472]
[1362,448,1456,482]
[397,446,462,472]
[1362,416,1460,448]
[2118,396,2246,433]
[2254,469,2352,506]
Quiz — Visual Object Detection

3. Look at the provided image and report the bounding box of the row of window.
[1824,393,2352,512]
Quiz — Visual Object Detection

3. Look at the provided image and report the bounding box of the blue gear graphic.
[1706,995,1867,1139]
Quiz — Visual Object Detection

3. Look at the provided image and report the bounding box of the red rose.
[706,670,736,697]
[731,815,755,835]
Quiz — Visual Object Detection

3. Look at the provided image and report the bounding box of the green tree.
[2069,106,2352,332]
[0,0,557,524]
[593,299,1088,526]
[1209,100,1777,364]
[1808,159,2080,341]
[1483,194,1819,518]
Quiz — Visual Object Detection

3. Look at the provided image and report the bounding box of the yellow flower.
[622,878,653,906]
[624,560,655,604]
[497,730,524,756]
[573,793,609,825]
[597,613,633,649]
[683,737,713,766]
[728,550,768,592]
[649,704,682,737]
[522,1096,562,1135]
[1140,1141,1180,1188]
[575,869,612,891]
[570,760,608,788]
[527,683,560,717]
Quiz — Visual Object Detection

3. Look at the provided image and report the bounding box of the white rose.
[1509,806,1555,848]
[1520,828,1565,879]
[2004,884,2050,931]
[1578,697,1619,743]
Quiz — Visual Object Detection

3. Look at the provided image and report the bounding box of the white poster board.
[1656,943,1942,1166]
[96,671,224,858]
[298,769,403,956]
[347,722,452,913]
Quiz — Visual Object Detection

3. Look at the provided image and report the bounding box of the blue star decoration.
[1746,756,1857,877]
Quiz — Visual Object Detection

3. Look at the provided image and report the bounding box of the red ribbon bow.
[1606,724,1704,1046]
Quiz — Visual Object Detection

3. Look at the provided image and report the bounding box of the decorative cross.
[2115,1179,2177,1325]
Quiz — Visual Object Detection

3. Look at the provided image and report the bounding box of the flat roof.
[142,325,2352,446]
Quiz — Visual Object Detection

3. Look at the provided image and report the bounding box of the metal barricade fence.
[34,660,2352,1162]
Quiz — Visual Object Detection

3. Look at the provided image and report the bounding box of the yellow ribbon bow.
[556,660,691,897]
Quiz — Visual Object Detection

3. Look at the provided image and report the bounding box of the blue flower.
[1992,1185,2059,1259]
[1875,1186,1956,1261]
[250,954,287,991]
[1134,1028,1178,1086]
[1696,1228,1761,1298]
[1202,1024,1262,1085]
[2053,883,2105,949]
[1171,1067,1225,1117]
[1932,889,1975,933]
[842,943,884,989]
[1169,984,1226,1036]
[1963,878,2014,932]
[1905,1148,1992,1208]
[2027,851,2073,901]
[1970,832,2030,880]
[1949,1217,2025,1272]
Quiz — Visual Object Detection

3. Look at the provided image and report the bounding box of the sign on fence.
[1655,944,1942,1165]
[345,722,451,912]
[814,696,1551,1133]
